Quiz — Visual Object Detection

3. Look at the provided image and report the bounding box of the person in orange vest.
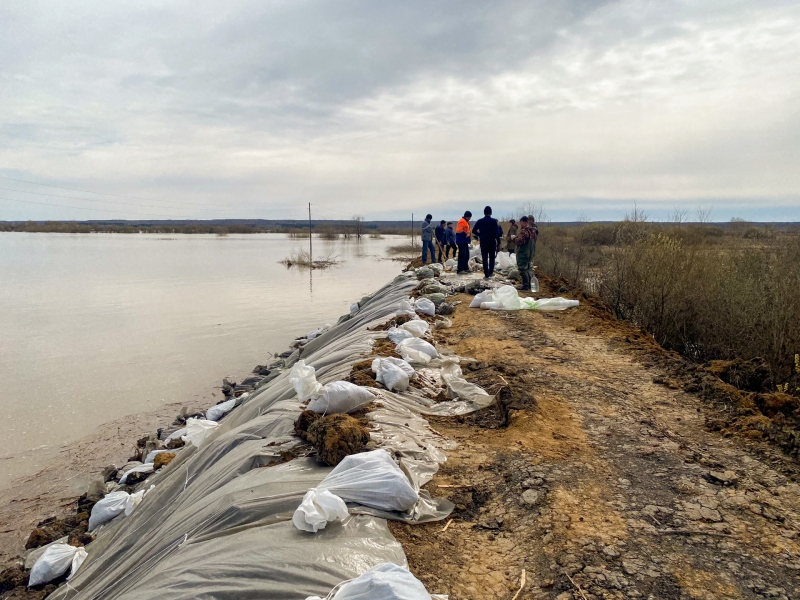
[455,211,473,274]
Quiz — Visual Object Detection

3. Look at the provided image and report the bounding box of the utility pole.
[411,213,414,247]
[308,203,312,262]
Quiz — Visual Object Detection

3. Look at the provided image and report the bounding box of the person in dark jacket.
[434,220,446,263]
[455,211,472,274]
[515,216,538,291]
[420,214,436,265]
[444,222,457,259]
[472,206,502,278]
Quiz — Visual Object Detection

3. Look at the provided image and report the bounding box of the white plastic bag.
[386,326,413,344]
[496,251,514,270]
[469,289,494,308]
[429,263,443,276]
[523,297,580,311]
[88,491,130,530]
[306,381,375,415]
[305,563,432,600]
[88,485,155,531]
[293,450,419,532]
[117,463,154,485]
[396,338,438,366]
[290,360,324,401]
[307,324,331,340]
[395,300,416,318]
[350,302,359,314]
[205,397,236,421]
[400,319,429,337]
[414,298,436,317]
[371,357,415,392]
[444,258,457,271]
[292,489,350,533]
[183,418,219,448]
[28,544,87,587]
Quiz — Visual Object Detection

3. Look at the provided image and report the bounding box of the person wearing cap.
[434,219,446,263]
[472,205,503,278]
[455,211,473,274]
[505,219,518,254]
[420,214,436,265]
[515,216,537,291]
[444,221,457,259]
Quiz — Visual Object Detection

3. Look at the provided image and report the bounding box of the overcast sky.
[1,0,798,222]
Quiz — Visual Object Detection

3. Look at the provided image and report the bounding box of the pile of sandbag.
[470,285,579,311]
[293,450,419,533]
[396,337,438,365]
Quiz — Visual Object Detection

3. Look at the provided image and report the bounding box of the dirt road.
[391,281,800,599]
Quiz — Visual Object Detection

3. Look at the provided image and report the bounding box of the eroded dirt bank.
[390,276,800,600]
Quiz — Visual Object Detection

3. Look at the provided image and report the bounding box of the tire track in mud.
[390,293,800,600]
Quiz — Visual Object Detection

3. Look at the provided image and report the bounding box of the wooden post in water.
[308,203,312,263]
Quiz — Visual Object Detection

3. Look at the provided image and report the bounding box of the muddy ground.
[389,275,800,599]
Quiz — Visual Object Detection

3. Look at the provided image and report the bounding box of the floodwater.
[0,233,405,489]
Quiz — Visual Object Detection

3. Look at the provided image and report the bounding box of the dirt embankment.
[389,274,800,600]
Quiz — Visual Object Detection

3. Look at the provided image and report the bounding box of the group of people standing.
[420,207,539,291]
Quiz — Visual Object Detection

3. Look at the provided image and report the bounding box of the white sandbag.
[117,463,154,485]
[290,360,324,401]
[305,563,432,600]
[468,256,482,272]
[386,326,413,344]
[414,298,436,317]
[88,491,130,530]
[205,397,236,422]
[469,245,481,258]
[400,319,429,337]
[444,258,457,271]
[493,285,523,309]
[292,489,350,533]
[307,324,331,340]
[182,418,219,448]
[469,289,494,308]
[350,302,359,314]
[522,297,580,311]
[306,381,375,415]
[429,263,443,276]
[433,316,452,329]
[28,544,87,587]
[293,450,419,533]
[441,361,493,404]
[371,357,415,392]
[396,338,438,365]
[496,251,514,270]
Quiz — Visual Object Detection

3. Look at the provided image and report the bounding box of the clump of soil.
[371,338,401,359]
[345,359,380,389]
[153,452,176,470]
[0,565,27,594]
[705,357,774,392]
[294,411,370,466]
[25,501,94,552]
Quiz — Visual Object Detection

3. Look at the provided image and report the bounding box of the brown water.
[0,233,404,488]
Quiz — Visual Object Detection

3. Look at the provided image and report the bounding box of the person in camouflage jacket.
[515,216,538,291]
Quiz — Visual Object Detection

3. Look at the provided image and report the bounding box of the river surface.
[0,233,405,489]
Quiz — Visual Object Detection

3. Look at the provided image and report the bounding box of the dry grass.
[535,221,800,386]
